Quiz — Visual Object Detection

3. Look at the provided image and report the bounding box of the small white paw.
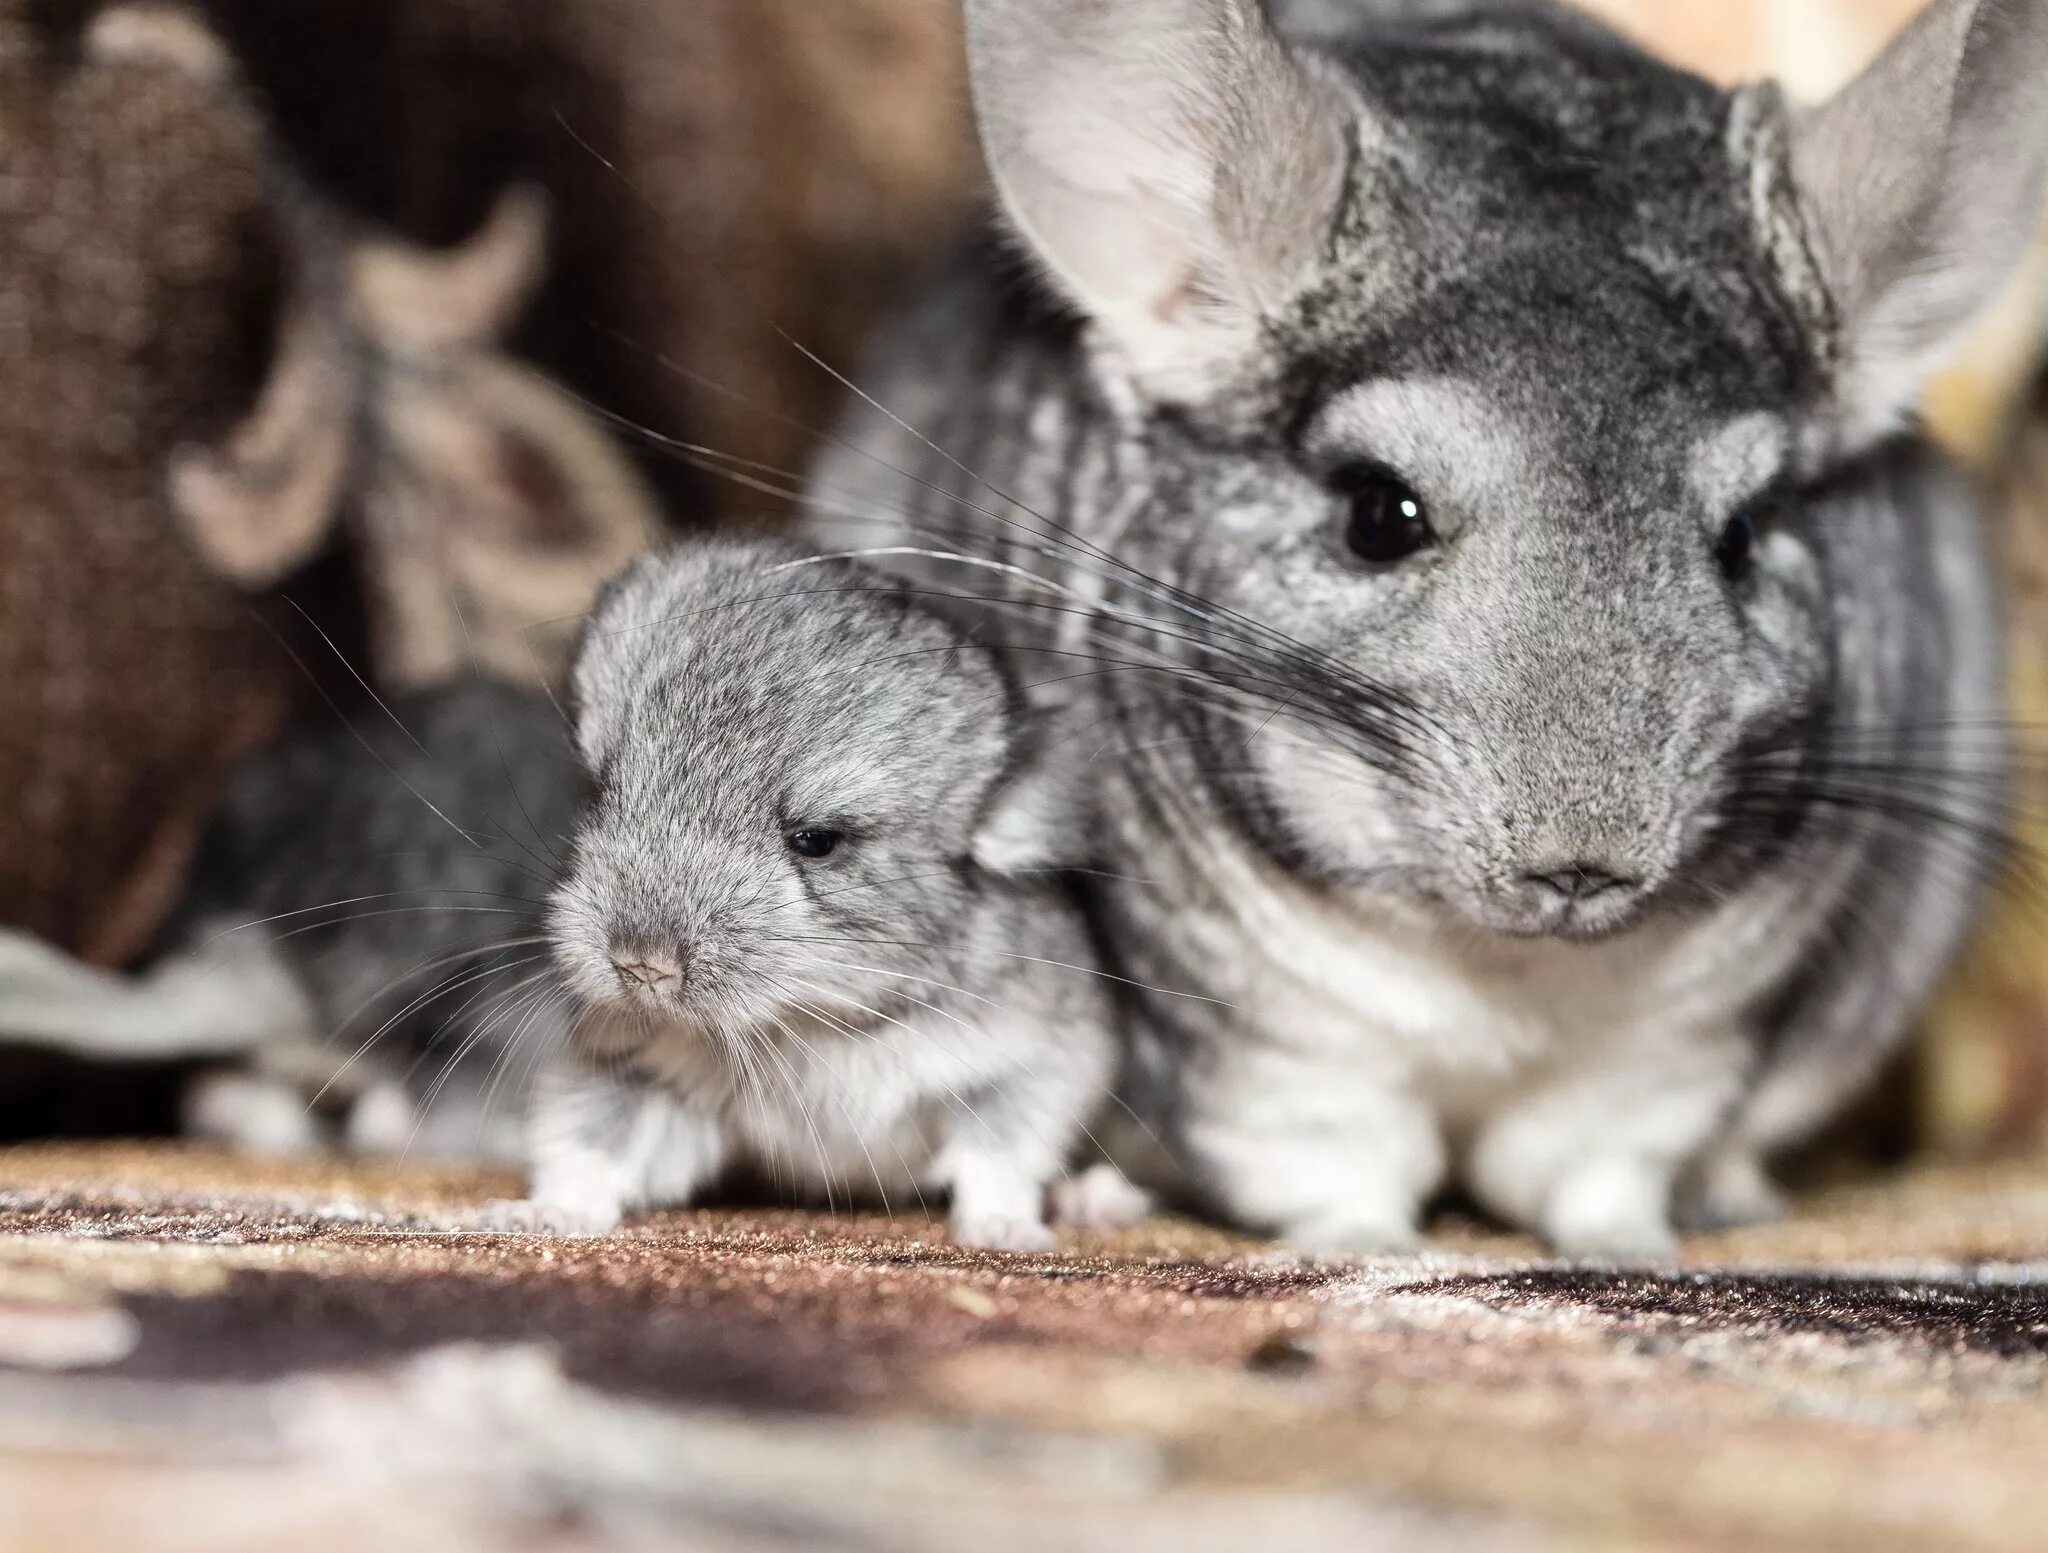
[471,1198,623,1238]
[1546,1217,1679,1263]
[1543,1160,1680,1263]
[1279,1208,1424,1260]
[342,1081,419,1158]
[182,1071,327,1157]
[950,1213,1058,1254]
[1050,1162,1153,1232]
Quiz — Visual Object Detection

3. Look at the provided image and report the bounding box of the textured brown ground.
[5,1146,2048,1550]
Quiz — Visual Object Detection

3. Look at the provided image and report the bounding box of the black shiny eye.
[786,829,842,859]
[1716,510,1758,583]
[1336,464,1435,564]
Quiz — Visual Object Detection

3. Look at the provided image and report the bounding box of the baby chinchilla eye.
[786,829,843,859]
[1716,510,1758,583]
[1335,464,1435,565]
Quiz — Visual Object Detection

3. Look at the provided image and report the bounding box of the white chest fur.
[1187,818,1812,1122]
[1133,819,1833,1253]
[636,1009,1004,1196]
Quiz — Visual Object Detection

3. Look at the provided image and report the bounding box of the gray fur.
[808,0,2028,1253]
[499,538,1116,1250]
[0,681,586,1160]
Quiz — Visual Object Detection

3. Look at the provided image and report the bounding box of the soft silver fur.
[809,0,2038,1254]
[495,539,1118,1250]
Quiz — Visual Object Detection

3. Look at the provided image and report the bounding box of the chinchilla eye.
[1335,464,1435,564]
[786,829,843,859]
[1716,510,1758,583]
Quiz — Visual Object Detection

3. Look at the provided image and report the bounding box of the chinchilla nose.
[611,947,684,991]
[1518,863,1639,903]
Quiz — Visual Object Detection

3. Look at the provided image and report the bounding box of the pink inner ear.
[968,0,1349,398]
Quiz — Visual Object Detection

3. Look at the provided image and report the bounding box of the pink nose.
[613,953,681,990]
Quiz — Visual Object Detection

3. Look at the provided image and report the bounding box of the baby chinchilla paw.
[949,1212,1058,1254]
[1049,1162,1153,1233]
[1276,1207,1425,1262]
[1541,1161,1681,1264]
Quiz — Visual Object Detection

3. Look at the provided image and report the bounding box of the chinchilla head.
[964,0,2046,939]
[549,538,1086,1045]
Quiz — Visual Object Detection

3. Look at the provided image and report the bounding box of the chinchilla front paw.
[1276,1204,1425,1261]
[949,1211,1058,1254]
[1541,1160,1681,1263]
[1049,1162,1154,1233]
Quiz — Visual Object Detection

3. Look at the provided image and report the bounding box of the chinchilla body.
[172,680,587,1120]
[811,0,2033,1253]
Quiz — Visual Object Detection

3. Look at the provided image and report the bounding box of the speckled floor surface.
[4,1145,2048,1550]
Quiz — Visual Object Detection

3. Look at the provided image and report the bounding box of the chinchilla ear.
[1789,0,2048,449]
[965,0,1350,402]
[970,723,1095,876]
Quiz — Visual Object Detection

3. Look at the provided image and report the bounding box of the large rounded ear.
[565,552,671,771]
[1790,0,2048,451]
[965,0,1351,401]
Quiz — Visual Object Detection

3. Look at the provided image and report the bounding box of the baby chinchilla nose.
[1518,863,1639,903]
[611,947,685,991]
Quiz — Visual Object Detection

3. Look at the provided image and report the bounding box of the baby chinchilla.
[0,679,585,1160]
[808,0,2039,1256]
[488,538,1119,1251]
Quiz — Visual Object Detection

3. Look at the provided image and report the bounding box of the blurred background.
[1,0,2044,1164]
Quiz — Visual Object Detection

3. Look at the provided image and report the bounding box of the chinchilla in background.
[813,0,2048,1254]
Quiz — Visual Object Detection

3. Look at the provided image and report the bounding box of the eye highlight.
[1334,463,1435,565]
[786,829,843,859]
[1716,510,1758,584]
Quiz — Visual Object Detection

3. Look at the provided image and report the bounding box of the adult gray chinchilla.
[807,0,2044,1255]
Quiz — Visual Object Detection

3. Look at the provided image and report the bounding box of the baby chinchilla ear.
[1787,0,2048,451]
[963,0,1350,402]
[970,725,1095,877]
